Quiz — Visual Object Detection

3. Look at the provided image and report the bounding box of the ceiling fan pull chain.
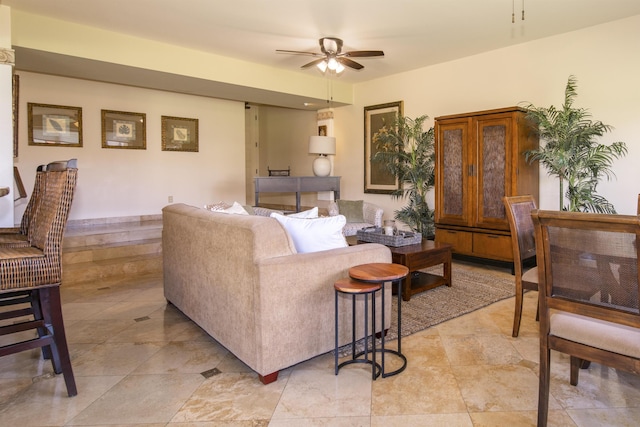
[522,0,525,21]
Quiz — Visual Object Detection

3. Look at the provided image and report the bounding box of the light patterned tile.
[441,334,523,366]
[567,407,640,427]
[69,374,204,425]
[372,413,473,426]
[371,365,467,415]
[132,340,229,374]
[452,364,561,413]
[71,342,163,376]
[172,373,286,422]
[0,375,123,426]
[272,367,372,419]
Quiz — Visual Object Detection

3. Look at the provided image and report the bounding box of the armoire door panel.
[476,117,512,230]
[436,121,472,226]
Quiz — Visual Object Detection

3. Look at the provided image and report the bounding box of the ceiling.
[4,0,640,108]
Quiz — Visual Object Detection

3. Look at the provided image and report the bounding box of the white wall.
[11,15,640,222]
[14,71,246,221]
[0,5,13,227]
[335,15,640,217]
[254,106,326,209]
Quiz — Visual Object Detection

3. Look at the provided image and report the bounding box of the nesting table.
[347,262,409,378]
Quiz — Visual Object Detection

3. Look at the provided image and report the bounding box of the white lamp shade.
[308,136,336,155]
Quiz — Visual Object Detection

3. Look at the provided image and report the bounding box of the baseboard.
[66,214,162,228]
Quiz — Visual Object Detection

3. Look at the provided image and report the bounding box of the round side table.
[334,277,382,380]
[348,262,409,377]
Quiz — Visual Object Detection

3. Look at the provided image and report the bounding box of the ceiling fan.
[276,37,384,73]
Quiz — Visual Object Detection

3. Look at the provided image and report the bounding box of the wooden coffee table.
[347,236,453,301]
[390,240,452,301]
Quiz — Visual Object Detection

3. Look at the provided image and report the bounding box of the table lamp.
[308,135,336,177]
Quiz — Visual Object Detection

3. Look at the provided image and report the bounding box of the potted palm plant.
[522,75,627,213]
[372,114,435,236]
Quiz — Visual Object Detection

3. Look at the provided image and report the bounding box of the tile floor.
[2,267,640,426]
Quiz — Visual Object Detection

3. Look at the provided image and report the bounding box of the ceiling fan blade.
[337,57,364,70]
[343,50,384,58]
[276,49,322,57]
[301,58,327,69]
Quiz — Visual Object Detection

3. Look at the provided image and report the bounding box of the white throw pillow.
[287,207,318,219]
[271,213,348,253]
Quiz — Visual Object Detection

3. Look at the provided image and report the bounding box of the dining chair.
[0,159,78,397]
[503,195,539,337]
[532,210,640,427]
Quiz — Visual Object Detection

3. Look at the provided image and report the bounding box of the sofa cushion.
[205,201,249,215]
[337,200,364,223]
[271,213,348,253]
[252,206,284,217]
[204,201,231,211]
[220,201,249,215]
[287,207,318,218]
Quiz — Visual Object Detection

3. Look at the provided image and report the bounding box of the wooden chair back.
[503,195,539,337]
[504,195,537,265]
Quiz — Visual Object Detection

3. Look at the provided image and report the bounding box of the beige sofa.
[162,203,392,384]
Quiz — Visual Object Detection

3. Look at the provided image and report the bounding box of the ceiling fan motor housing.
[320,37,342,54]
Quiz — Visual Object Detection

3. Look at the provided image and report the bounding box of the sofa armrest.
[254,243,392,376]
[363,202,383,227]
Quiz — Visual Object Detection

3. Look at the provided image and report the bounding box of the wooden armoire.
[434,107,539,262]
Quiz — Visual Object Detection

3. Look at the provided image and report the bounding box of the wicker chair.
[532,210,640,427]
[0,164,46,248]
[0,160,78,397]
[503,195,539,337]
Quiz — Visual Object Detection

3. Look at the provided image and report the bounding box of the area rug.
[384,260,515,341]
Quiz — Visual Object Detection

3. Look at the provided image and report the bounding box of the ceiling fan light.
[317,60,328,72]
[335,62,345,73]
[327,57,339,71]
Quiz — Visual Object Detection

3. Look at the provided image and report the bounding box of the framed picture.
[161,116,199,152]
[364,101,403,194]
[28,102,83,147]
[318,125,327,136]
[102,109,146,149]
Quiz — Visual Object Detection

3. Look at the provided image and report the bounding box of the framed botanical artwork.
[161,116,198,152]
[28,102,83,147]
[101,109,146,149]
[364,101,403,194]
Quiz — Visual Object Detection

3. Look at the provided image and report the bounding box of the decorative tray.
[356,227,422,247]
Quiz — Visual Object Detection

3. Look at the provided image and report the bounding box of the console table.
[254,176,340,212]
